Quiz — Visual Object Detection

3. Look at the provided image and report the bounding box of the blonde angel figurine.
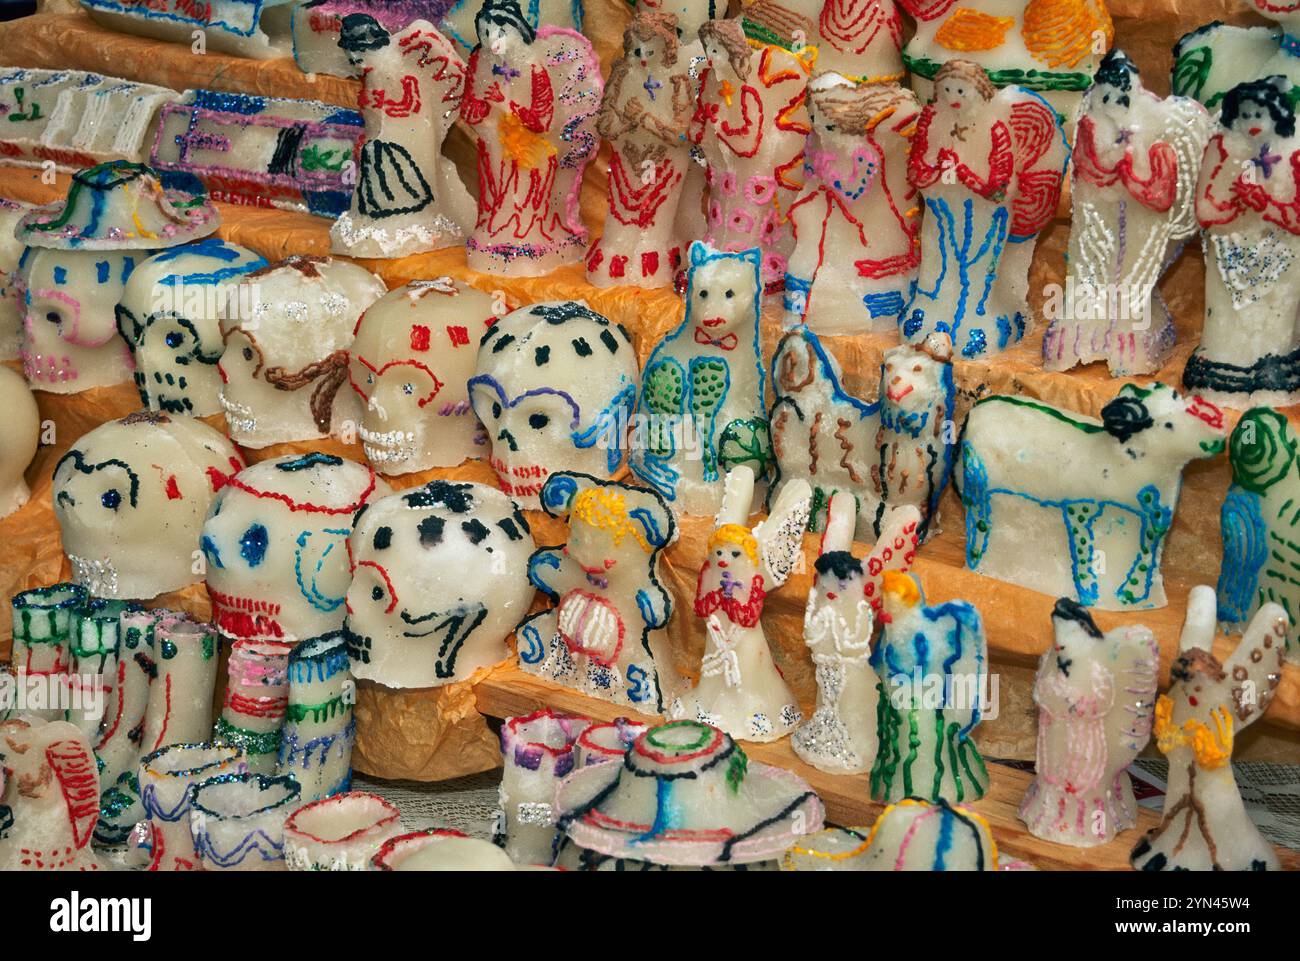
[1131,587,1286,871]
[791,492,920,774]
[587,13,696,288]
[670,466,812,742]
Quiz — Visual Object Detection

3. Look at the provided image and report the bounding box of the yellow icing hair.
[571,486,652,553]
[709,524,759,565]
[1153,695,1233,770]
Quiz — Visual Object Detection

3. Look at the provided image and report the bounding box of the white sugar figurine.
[1019,598,1159,847]
[0,365,39,519]
[669,466,811,742]
[1131,587,1285,871]
[1043,51,1210,377]
[332,17,473,258]
[785,75,920,333]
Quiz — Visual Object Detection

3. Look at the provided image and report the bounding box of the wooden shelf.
[474,662,1300,871]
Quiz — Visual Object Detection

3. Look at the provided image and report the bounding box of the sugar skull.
[52,411,244,600]
[345,480,535,687]
[218,255,387,448]
[15,161,220,393]
[0,365,39,519]
[116,239,267,416]
[348,278,499,474]
[469,302,638,509]
[201,453,391,647]
[0,198,28,360]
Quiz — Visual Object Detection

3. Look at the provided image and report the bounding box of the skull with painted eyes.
[345,480,535,687]
[217,256,386,448]
[52,411,244,600]
[200,453,391,648]
[468,302,639,509]
[116,239,267,417]
[348,278,499,474]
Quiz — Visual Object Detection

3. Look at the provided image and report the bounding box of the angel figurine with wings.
[332,16,474,258]
[1043,51,1211,377]
[902,59,1068,359]
[1184,76,1300,408]
[1131,587,1286,871]
[459,0,601,276]
[791,492,919,774]
[1019,598,1160,847]
[669,466,811,742]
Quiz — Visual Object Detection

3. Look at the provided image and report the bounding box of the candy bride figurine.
[586,13,695,289]
[1131,587,1285,871]
[790,493,921,774]
[332,16,474,258]
[459,0,602,276]
[741,0,905,83]
[690,18,813,286]
[1018,598,1160,847]
[902,59,1068,358]
[870,571,988,803]
[669,466,811,742]
[784,74,921,333]
[1183,77,1300,408]
[1043,51,1211,377]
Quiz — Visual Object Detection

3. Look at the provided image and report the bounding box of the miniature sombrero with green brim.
[554,719,825,867]
[17,160,219,251]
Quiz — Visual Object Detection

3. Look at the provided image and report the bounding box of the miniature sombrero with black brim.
[17,160,219,251]
[555,719,825,867]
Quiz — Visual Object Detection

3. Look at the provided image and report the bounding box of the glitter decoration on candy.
[190,772,302,871]
[80,0,297,60]
[283,791,402,871]
[277,631,355,803]
[494,709,589,867]
[138,743,246,871]
[292,0,458,78]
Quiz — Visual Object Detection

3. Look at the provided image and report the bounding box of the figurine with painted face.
[0,198,28,360]
[439,0,585,52]
[15,161,219,393]
[1185,78,1300,408]
[0,365,39,519]
[459,0,602,276]
[784,75,921,333]
[201,453,391,649]
[770,326,955,541]
[902,60,1068,358]
[1172,0,1300,110]
[115,239,267,416]
[0,718,102,871]
[518,472,678,712]
[633,243,768,516]
[332,16,474,258]
[218,255,387,448]
[1019,598,1160,847]
[960,384,1225,610]
[742,0,905,83]
[586,13,695,289]
[899,0,1114,124]
[691,19,812,286]
[1043,51,1210,377]
[345,480,535,687]
[669,466,811,742]
[871,571,989,803]
[1131,587,1286,871]
[349,278,499,474]
[469,302,638,509]
[52,412,243,600]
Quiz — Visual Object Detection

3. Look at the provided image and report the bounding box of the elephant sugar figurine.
[518,472,678,712]
[959,383,1226,610]
[1131,587,1286,871]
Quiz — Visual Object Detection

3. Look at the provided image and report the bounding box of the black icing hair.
[814,550,863,581]
[1221,76,1296,138]
[1099,393,1153,444]
[338,13,391,53]
[475,0,536,47]
[1051,597,1104,639]
[1093,49,1137,108]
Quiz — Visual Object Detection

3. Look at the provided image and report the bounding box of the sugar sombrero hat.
[555,719,824,867]
[17,160,219,251]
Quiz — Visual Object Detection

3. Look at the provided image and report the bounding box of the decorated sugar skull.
[52,411,244,600]
[116,239,267,416]
[345,480,535,687]
[0,365,39,519]
[349,278,499,474]
[469,302,638,508]
[218,256,387,448]
[201,453,391,647]
[0,198,28,360]
[15,161,219,393]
